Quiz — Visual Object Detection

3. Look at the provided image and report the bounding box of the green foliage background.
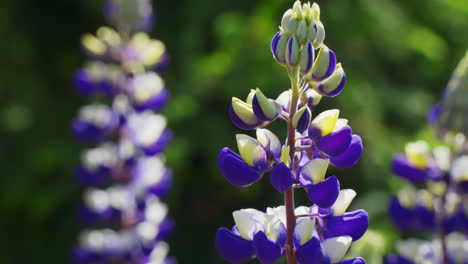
[0,0,467,263]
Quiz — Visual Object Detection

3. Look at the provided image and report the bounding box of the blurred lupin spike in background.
[436,50,468,138]
[104,0,155,34]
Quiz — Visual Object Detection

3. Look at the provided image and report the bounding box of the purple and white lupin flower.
[216,1,368,263]
[72,1,175,263]
[386,52,468,264]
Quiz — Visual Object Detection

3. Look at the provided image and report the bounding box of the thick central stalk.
[285,74,300,264]
[439,189,449,264]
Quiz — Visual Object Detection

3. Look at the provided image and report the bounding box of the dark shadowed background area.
[1,0,468,263]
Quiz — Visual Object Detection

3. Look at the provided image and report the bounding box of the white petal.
[266,206,287,226]
[322,236,352,263]
[301,158,329,184]
[332,189,356,216]
[236,134,267,167]
[295,206,310,216]
[233,209,263,240]
[293,218,315,246]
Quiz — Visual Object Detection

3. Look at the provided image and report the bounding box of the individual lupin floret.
[298,158,340,207]
[286,36,300,67]
[122,33,168,72]
[313,63,346,97]
[252,89,280,122]
[72,104,119,142]
[73,62,122,96]
[301,88,322,110]
[271,32,290,66]
[127,72,169,112]
[299,42,315,75]
[391,140,441,183]
[218,135,269,187]
[124,111,172,156]
[229,97,263,130]
[292,105,312,133]
[310,45,337,81]
[450,155,468,191]
[308,110,353,157]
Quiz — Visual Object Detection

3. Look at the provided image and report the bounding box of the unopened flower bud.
[252,88,279,121]
[281,9,294,33]
[299,42,314,75]
[315,63,346,97]
[311,2,320,21]
[229,98,262,130]
[311,45,336,81]
[286,36,300,67]
[313,20,325,49]
[301,88,322,110]
[246,89,256,105]
[271,32,289,65]
[296,19,308,45]
[280,145,291,166]
[302,2,313,24]
[293,1,303,20]
[292,105,312,133]
[307,21,318,43]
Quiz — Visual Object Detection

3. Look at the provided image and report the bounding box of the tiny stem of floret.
[295,213,319,219]
[295,145,313,151]
[284,69,301,264]
[439,188,449,264]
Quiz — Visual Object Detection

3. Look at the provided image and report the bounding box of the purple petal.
[388,197,420,231]
[322,209,369,241]
[252,95,269,122]
[338,257,366,264]
[215,228,255,263]
[253,231,283,264]
[427,103,441,125]
[218,148,263,187]
[330,135,363,168]
[270,162,294,193]
[296,107,311,134]
[317,70,346,97]
[295,237,325,264]
[306,176,340,208]
[271,32,281,62]
[133,89,169,112]
[154,52,170,72]
[229,102,260,130]
[73,69,96,96]
[71,119,108,143]
[156,217,176,242]
[148,169,172,198]
[316,125,352,157]
[391,154,426,183]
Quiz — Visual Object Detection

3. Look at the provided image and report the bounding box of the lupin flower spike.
[72,1,176,263]
[216,1,367,263]
[386,51,468,264]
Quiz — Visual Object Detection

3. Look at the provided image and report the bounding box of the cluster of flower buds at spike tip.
[71,1,176,264]
[430,49,468,138]
[217,1,368,263]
